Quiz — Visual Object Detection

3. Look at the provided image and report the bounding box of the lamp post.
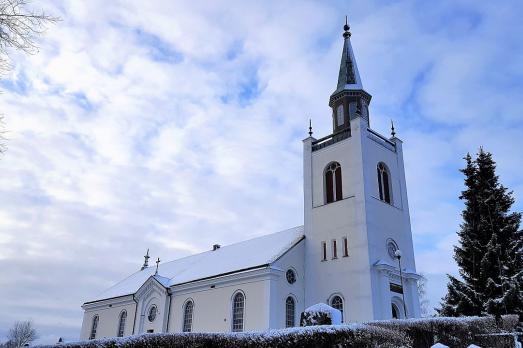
[394,249,408,319]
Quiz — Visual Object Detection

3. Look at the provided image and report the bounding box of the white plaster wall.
[271,240,305,328]
[304,117,375,322]
[136,294,167,334]
[168,276,271,333]
[361,133,420,319]
[80,296,136,340]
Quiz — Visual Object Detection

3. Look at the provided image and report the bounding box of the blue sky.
[0,0,522,344]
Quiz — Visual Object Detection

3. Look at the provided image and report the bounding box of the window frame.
[285,296,296,328]
[182,299,194,332]
[117,310,127,337]
[336,104,344,127]
[324,162,343,204]
[89,315,99,340]
[342,237,349,257]
[377,162,392,204]
[330,295,344,323]
[231,291,245,332]
[332,239,338,259]
[321,241,327,261]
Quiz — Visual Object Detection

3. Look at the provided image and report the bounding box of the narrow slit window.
[343,237,349,257]
[332,240,338,259]
[321,241,327,261]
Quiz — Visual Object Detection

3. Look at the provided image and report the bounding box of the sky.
[0,0,522,344]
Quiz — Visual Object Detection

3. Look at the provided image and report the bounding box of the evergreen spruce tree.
[439,149,523,321]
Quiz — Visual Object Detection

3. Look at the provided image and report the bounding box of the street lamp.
[394,249,408,319]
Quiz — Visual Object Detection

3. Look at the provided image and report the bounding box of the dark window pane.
[285,297,295,327]
[335,167,342,201]
[383,170,390,203]
[377,166,383,200]
[325,170,334,203]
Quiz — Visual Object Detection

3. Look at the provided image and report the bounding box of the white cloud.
[0,0,522,343]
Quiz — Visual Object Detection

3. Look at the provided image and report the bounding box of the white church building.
[80,22,421,341]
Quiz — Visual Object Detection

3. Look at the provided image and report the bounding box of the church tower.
[303,20,421,321]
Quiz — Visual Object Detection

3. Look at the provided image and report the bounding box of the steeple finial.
[141,248,150,270]
[391,120,396,137]
[155,257,161,275]
[308,119,313,136]
[343,15,351,38]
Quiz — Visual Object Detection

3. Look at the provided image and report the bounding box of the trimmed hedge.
[40,325,410,348]
[367,314,519,348]
[39,315,519,348]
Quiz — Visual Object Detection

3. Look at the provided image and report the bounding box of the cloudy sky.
[0,0,522,344]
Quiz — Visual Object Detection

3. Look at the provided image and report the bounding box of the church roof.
[85,226,304,304]
[332,19,364,95]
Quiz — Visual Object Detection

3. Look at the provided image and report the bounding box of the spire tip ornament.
[343,15,351,38]
[141,248,150,270]
[155,257,160,275]
[391,120,396,137]
[308,119,313,136]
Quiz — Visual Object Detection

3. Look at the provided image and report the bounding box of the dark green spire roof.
[332,19,363,96]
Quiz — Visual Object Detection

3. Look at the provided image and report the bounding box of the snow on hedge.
[38,315,519,348]
[300,303,341,326]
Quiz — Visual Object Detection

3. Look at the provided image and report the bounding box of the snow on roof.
[85,226,304,303]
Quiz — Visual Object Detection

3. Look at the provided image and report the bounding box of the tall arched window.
[336,105,344,127]
[232,292,245,332]
[325,162,342,204]
[285,297,295,328]
[183,300,194,332]
[89,315,99,340]
[330,296,344,323]
[377,162,392,204]
[117,310,127,337]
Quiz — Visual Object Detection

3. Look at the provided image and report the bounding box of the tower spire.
[334,16,363,93]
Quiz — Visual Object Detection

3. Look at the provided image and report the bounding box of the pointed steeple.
[334,16,363,94]
[328,17,372,131]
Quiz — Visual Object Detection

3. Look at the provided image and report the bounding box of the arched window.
[117,310,127,337]
[232,292,245,332]
[285,297,295,328]
[325,162,342,204]
[377,162,392,204]
[183,300,194,332]
[330,296,344,323]
[391,303,400,319]
[89,315,99,340]
[336,105,344,126]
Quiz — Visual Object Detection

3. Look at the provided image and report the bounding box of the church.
[80,21,421,340]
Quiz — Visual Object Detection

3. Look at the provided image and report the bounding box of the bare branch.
[7,321,38,348]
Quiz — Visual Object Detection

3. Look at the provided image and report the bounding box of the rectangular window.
[321,241,327,261]
[332,240,338,259]
[343,237,349,257]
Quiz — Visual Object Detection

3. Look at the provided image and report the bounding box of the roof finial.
[155,257,160,275]
[343,15,351,38]
[308,119,313,136]
[141,248,150,270]
[391,120,396,137]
